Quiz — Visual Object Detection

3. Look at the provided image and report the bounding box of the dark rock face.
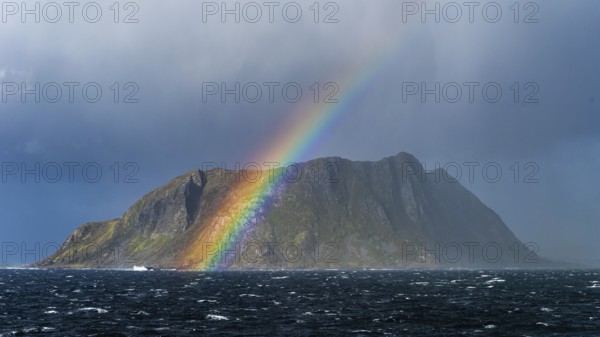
[132,170,206,236]
[36,153,540,269]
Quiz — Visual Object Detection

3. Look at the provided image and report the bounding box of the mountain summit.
[37,152,539,269]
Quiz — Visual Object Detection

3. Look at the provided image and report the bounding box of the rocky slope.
[36,152,540,269]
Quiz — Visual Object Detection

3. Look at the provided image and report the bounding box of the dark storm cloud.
[0,0,598,263]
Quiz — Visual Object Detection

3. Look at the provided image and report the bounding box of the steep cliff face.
[37,152,537,269]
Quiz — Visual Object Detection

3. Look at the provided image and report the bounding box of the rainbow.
[181,29,414,270]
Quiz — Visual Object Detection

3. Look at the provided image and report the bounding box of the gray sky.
[0,0,598,264]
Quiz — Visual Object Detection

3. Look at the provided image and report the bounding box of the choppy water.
[0,269,599,336]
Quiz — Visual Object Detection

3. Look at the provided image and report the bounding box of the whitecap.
[541,307,553,312]
[44,310,58,314]
[197,299,218,303]
[485,278,505,284]
[132,310,149,316]
[206,314,228,321]
[484,324,496,329]
[78,307,108,314]
[239,294,262,297]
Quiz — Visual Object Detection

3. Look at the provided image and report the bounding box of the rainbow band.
[182,28,413,270]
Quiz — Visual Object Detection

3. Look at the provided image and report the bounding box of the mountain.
[36,152,542,270]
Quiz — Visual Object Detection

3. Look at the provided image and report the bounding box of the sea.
[0,269,599,336]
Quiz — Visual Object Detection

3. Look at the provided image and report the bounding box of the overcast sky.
[0,0,598,264]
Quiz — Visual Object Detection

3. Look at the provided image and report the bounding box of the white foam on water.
[78,307,108,313]
[132,310,150,315]
[206,314,228,321]
[485,278,505,284]
[484,325,496,329]
[44,310,58,314]
[239,294,262,297]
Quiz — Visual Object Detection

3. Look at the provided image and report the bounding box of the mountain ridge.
[36,152,545,270]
